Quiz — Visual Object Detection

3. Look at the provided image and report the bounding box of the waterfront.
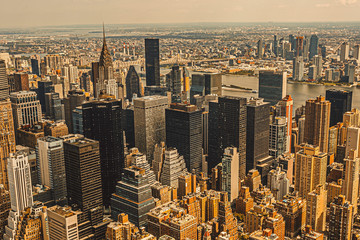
[222,74,360,110]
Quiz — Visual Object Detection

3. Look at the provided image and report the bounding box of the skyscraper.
[259,71,287,105]
[61,135,103,225]
[292,56,304,81]
[326,89,352,127]
[294,144,327,198]
[269,117,287,158]
[64,89,85,133]
[342,149,359,214]
[10,91,42,130]
[45,92,63,121]
[275,95,293,153]
[209,96,247,179]
[37,136,67,205]
[246,98,271,172]
[306,184,327,232]
[166,65,182,102]
[31,59,40,76]
[125,65,142,101]
[354,44,360,62]
[7,151,33,213]
[295,36,304,57]
[304,96,331,153]
[221,147,239,202]
[134,96,168,160]
[37,80,54,112]
[328,195,353,240]
[340,42,349,62]
[309,34,319,59]
[165,103,202,173]
[257,39,263,58]
[82,99,124,207]
[145,38,160,86]
[313,55,322,79]
[110,166,155,227]
[0,99,16,189]
[0,60,8,100]
[94,25,114,97]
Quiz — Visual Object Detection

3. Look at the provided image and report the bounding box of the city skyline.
[2,0,360,28]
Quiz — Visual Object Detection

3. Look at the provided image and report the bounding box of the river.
[222,74,360,110]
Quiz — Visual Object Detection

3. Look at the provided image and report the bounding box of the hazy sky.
[1,0,360,28]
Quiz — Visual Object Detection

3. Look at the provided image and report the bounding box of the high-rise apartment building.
[306,184,327,232]
[258,71,287,105]
[110,166,155,227]
[295,144,327,198]
[7,152,33,213]
[292,56,304,81]
[221,147,239,202]
[209,96,247,179]
[10,91,42,130]
[326,89,352,127]
[309,34,319,59]
[328,195,353,240]
[269,116,287,158]
[340,42,349,62]
[134,96,168,160]
[342,149,359,213]
[145,39,160,86]
[275,95,293,153]
[246,98,271,172]
[0,60,8,99]
[165,103,202,173]
[48,206,79,240]
[36,136,67,205]
[82,99,124,207]
[126,65,142,101]
[304,96,331,153]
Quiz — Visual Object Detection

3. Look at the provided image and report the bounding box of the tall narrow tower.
[95,24,114,98]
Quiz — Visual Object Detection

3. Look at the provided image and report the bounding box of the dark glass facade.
[37,81,54,112]
[165,104,203,173]
[326,89,352,127]
[259,71,286,105]
[208,97,247,179]
[82,100,124,207]
[145,39,160,86]
[126,65,142,101]
[246,99,271,172]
